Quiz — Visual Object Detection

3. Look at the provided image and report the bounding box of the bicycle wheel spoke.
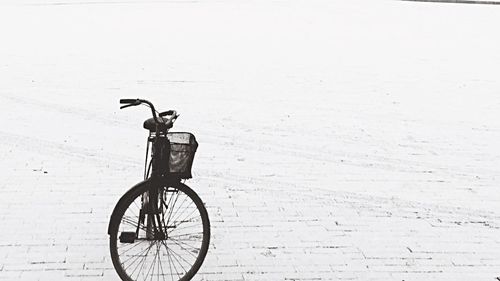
[163,241,182,278]
[170,219,202,236]
[165,242,193,272]
[163,241,189,275]
[171,195,190,218]
[127,201,140,219]
[144,242,159,281]
[169,223,202,235]
[164,187,176,208]
[166,191,183,226]
[119,239,148,256]
[126,241,154,276]
[164,241,176,281]
[168,240,200,260]
[157,242,165,281]
[129,244,154,271]
[172,202,197,222]
[169,206,198,228]
[121,243,152,270]
[135,242,155,280]
[169,231,204,240]
[121,217,154,237]
[134,200,142,212]
[169,237,200,249]
[166,194,187,227]
[168,239,199,261]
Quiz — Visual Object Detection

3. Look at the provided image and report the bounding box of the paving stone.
[1,0,500,281]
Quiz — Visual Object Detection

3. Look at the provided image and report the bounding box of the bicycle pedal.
[119,231,136,243]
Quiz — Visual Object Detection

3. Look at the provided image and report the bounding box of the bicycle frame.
[111,98,180,241]
[141,131,178,240]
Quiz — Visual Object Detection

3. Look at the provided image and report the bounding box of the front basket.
[167,132,198,179]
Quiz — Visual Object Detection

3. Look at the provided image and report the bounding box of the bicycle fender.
[107,178,155,235]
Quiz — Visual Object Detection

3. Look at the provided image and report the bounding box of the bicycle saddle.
[143,117,173,131]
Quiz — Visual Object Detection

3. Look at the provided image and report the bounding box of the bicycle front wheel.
[109,181,210,281]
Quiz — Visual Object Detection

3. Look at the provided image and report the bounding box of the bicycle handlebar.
[120,99,138,104]
[119,98,178,131]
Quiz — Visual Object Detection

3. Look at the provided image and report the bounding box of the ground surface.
[0,0,500,280]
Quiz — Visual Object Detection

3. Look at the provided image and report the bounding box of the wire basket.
[167,132,198,179]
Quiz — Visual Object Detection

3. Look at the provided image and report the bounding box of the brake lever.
[120,104,135,109]
[120,101,141,109]
[172,113,179,122]
[159,110,175,117]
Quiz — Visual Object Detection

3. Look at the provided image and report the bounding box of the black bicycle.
[108,99,210,281]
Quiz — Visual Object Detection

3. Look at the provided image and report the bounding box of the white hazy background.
[0,0,499,280]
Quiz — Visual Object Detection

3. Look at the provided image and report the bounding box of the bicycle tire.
[109,181,210,281]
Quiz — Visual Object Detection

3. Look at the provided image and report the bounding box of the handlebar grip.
[120,98,138,104]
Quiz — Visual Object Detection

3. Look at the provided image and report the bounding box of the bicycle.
[107,98,210,281]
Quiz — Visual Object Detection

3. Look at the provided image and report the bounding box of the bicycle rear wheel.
[109,181,210,281]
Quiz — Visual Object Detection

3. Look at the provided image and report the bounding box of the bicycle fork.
[120,134,176,243]
[143,188,167,240]
[123,185,178,242]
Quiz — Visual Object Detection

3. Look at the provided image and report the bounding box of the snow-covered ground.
[0,0,499,280]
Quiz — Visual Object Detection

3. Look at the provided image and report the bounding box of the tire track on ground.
[198,171,500,230]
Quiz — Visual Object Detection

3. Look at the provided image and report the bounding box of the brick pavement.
[1,117,499,280]
[1,0,500,280]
